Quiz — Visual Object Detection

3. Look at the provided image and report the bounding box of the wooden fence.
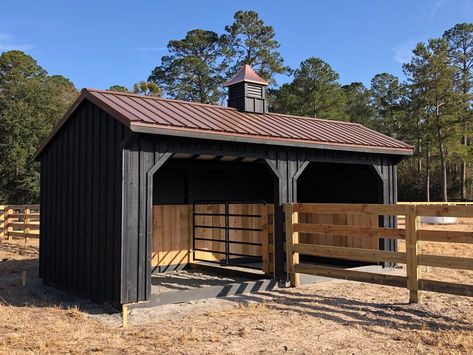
[285,203,473,302]
[397,202,473,227]
[0,205,40,241]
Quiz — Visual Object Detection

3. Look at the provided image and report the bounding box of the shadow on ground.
[221,287,473,333]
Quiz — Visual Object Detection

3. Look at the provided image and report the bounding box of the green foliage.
[148,29,227,103]
[223,10,290,83]
[108,85,130,93]
[0,50,77,203]
[341,82,373,125]
[133,81,161,96]
[369,73,404,137]
[272,57,347,120]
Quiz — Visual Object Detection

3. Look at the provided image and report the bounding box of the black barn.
[35,65,413,306]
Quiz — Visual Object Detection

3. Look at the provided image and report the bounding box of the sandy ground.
[0,222,472,354]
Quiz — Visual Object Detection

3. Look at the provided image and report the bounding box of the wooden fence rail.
[0,205,40,241]
[285,203,473,303]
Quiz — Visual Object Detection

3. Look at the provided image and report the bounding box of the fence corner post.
[406,205,421,303]
[6,206,12,241]
[285,203,300,287]
[24,207,30,243]
[0,205,4,240]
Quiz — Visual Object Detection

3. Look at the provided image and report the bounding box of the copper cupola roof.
[225,64,269,87]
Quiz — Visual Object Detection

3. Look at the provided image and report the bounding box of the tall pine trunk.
[461,134,467,200]
[426,149,431,202]
[435,104,448,202]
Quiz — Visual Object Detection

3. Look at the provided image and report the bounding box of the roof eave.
[130,123,414,157]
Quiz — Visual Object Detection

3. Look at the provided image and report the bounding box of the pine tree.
[443,23,473,200]
[223,10,290,84]
[148,29,228,103]
[403,39,460,201]
[273,57,347,120]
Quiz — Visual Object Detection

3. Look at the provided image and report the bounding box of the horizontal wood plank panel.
[293,203,407,216]
[294,263,407,288]
[419,279,473,297]
[418,254,473,271]
[416,205,473,217]
[294,243,406,263]
[417,230,473,243]
[294,223,405,239]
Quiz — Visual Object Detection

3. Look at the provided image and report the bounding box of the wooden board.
[152,203,274,275]
[298,211,379,250]
[152,205,192,269]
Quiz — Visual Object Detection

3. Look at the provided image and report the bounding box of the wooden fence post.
[0,205,4,240]
[122,304,128,328]
[285,203,300,287]
[24,207,30,243]
[405,205,421,303]
[6,206,13,241]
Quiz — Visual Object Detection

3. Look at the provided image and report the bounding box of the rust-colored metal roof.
[35,88,414,157]
[225,64,268,86]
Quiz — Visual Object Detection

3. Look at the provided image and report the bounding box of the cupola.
[225,64,268,114]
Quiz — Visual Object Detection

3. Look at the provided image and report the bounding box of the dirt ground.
[0,222,472,354]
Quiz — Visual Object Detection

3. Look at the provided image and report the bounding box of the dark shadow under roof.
[35,88,414,157]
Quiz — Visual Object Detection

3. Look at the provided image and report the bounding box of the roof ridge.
[84,88,365,127]
[83,88,237,111]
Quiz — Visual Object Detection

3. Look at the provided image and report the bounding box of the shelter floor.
[151,268,263,296]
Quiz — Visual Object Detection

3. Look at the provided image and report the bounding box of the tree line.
[0,10,471,203]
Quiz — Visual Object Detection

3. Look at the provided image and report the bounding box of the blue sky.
[1,0,472,90]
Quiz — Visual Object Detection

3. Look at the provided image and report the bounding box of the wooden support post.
[405,206,421,303]
[6,207,12,241]
[261,204,269,274]
[285,203,300,287]
[122,304,128,328]
[24,207,30,243]
[0,205,4,240]
[21,270,26,286]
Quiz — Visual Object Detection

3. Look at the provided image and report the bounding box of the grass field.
[0,222,472,354]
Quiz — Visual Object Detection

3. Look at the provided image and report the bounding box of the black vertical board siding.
[84,102,92,296]
[63,116,71,290]
[90,103,99,296]
[121,137,157,303]
[98,110,107,302]
[39,149,46,279]
[141,139,154,300]
[113,123,123,302]
[77,105,86,294]
[104,115,113,301]
[52,133,59,284]
[70,114,78,291]
[122,139,139,302]
[38,100,123,304]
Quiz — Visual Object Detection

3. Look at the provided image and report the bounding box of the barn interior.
[149,156,386,300]
[296,162,385,266]
[149,154,276,301]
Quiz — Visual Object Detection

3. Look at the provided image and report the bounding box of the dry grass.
[0,222,472,354]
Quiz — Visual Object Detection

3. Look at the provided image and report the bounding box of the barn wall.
[121,133,399,304]
[39,100,124,305]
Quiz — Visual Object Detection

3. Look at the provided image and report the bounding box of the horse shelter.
[34,65,414,307]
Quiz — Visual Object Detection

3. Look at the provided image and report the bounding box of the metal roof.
[225,64,269,86]
[35,88,414,157]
